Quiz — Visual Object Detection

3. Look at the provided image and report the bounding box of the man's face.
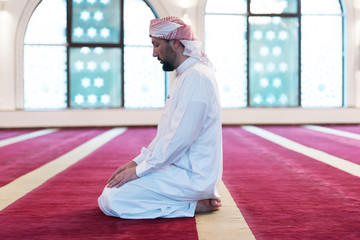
[151,37,177,71]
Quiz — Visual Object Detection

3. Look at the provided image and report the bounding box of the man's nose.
[152,48,158,57]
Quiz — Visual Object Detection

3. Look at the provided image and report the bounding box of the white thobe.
[98,57,223,219]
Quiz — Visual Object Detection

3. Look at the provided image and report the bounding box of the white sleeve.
[132,134,160,165]
[136,74,213,177]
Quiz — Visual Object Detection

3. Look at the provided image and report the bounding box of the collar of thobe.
[175,57,198,76]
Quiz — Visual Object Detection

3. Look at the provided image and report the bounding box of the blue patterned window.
[205,0,344,108]
[24,0,166,110]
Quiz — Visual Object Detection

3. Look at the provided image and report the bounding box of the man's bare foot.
[195,199,222,213]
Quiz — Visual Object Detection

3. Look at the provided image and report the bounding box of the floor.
[1,125,360,239]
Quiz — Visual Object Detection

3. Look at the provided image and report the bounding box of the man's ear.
[171,40,182,49]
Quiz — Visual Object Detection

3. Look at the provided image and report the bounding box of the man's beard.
[162,60,175,72]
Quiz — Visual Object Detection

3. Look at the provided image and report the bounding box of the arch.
[146,0,168,18]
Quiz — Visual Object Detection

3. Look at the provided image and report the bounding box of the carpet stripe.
[0,128,126,211]
[304,125,360,140]
[0,129,38,141]
[243,125,360,178]
[0,129,58,147]
[195,181,255,240]
[321,124,360,134]
[262,125,360,165]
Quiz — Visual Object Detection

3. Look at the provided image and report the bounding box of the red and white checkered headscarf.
[149,16,214,69]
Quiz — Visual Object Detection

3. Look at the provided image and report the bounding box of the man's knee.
[98,188,117,217]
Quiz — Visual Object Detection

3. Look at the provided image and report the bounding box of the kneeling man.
[98,16,223,219]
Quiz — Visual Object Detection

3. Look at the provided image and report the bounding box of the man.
[98,16,223,219]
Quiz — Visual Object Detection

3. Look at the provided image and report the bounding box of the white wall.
[0,1,17,110]
[0,0,359,128]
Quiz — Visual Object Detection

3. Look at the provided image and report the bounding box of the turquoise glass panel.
[69,47,121,108]
[250,0,298,14]
[249,17,299,107]
[72,0,120,43]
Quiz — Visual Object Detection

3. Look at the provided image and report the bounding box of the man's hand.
[107,161,138,188]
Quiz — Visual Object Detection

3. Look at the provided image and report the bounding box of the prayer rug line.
[0,129,58,148]
[0,128,126,211]
[195,181,255,240]
[304,125,360,140]
[243,126,360,178]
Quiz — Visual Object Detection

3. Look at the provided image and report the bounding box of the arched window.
[24,0,166,110]
[205,0,344,108]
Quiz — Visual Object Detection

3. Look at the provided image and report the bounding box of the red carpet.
[1,126,360,239]
[222,126,360,240]
[0,128,109,187]
[0,128,198,240]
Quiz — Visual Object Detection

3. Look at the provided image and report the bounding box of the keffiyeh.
[149,16,214,69]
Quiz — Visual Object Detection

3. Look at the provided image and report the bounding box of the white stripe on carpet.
[243,125,360,178]
[0,128,126,211]
[195,181,255,240]
[0,129,58,148]
[304,125,360,140]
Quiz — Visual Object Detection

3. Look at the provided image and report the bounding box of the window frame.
[66,0,165,109]
[204,0,345,108]
[66,0,125,108]
[19,0,167,110]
